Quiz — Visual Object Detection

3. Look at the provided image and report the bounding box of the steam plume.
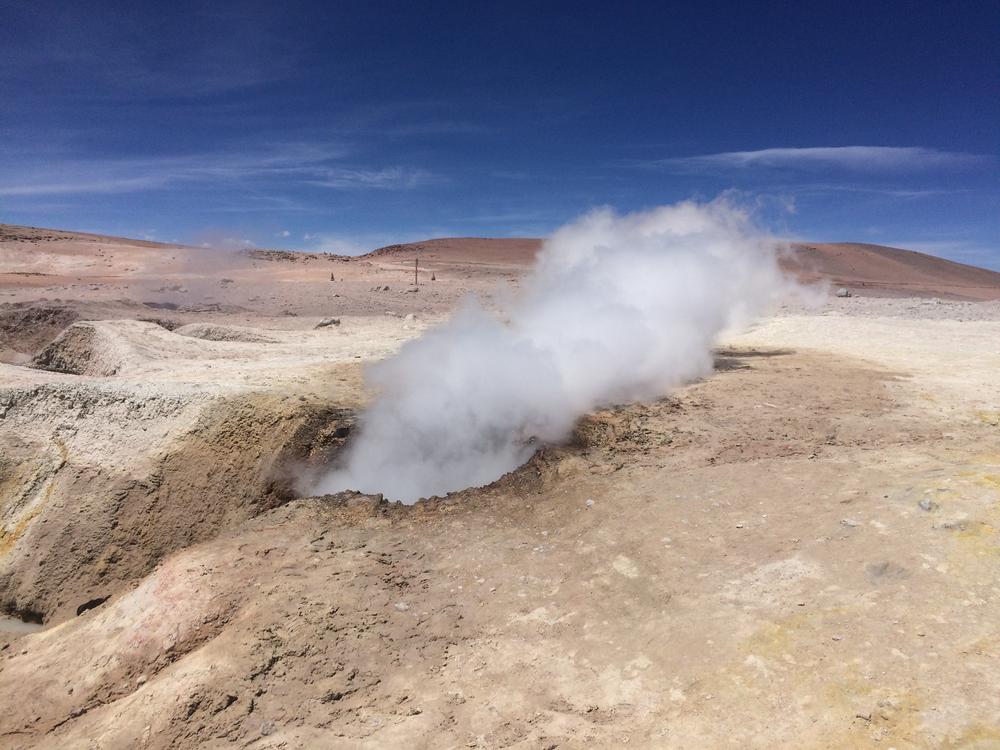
[316,199,793,502]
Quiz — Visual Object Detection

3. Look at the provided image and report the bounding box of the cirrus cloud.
[0,142,439,197]
[643,146,986,173]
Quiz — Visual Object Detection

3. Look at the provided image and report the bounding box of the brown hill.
[0,223,183,249]
[367,237,1000,300]
[363,237,542,266]
[785,243,1000,300]
[3,224,998,299]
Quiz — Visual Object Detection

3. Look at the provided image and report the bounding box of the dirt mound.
[0,302,80,362]
[174,323,279,343]
[31,321,134,376]
[30,320,233,377]
[0,380,355,624]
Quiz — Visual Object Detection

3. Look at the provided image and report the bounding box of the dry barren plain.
[2,225,1000,749]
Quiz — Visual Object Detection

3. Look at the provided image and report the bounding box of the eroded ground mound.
[173,323,279,343]
[0,303,80,365]
[0,379,353,624]
[0,315,425,627]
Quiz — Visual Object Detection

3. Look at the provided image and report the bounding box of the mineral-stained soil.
[1,226,1000,749]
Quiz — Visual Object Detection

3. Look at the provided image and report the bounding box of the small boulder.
[315,317,340,328]
[836,288,852,298]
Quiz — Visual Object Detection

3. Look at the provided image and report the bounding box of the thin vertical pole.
[414,256,418,287]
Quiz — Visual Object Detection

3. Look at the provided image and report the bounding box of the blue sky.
[1,1,998,267]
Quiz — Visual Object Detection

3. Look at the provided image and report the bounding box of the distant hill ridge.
[366,237,1000,300]
[3,224,998,299]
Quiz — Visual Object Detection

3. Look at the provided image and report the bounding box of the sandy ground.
[1,228,1000,748]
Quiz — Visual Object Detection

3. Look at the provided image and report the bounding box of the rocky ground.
[1,227,999,748]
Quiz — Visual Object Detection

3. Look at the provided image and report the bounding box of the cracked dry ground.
[4,342,1000,749]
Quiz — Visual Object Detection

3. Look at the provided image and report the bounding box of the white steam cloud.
[315,199,794,503]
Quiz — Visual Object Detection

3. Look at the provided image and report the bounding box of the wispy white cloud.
[777,183,971,199]
[1,4,300,102]
[0,143,439,197]
[0,175,169,197]
[325,101,495,139]
[376,120,495,138]
[643,146,986,173]
[308,167,440,190]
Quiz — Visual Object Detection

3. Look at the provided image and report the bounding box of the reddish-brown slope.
[367,237,1000,299]
[0,223,185,249]
[785,243,1000,300]
[3,225,997,299]
[363,237,542,265]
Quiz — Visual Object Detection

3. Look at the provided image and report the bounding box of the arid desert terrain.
[2,224,1000,749]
